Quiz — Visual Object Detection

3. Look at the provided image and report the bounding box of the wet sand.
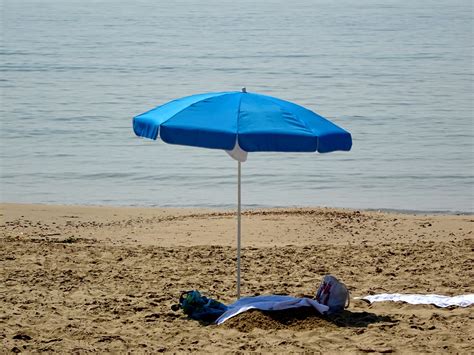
[1,203,473,353]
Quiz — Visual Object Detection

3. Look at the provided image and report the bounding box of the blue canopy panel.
[133,92,231,140]
[160,93,240,150]
[259,93,352,153]
[133,91,352,154]
[237,92,318,152]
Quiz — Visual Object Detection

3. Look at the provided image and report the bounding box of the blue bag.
[174,290,228,322]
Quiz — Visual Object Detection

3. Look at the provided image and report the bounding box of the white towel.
[216,295,329,325]
[356,293,474,308]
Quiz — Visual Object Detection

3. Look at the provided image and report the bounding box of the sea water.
[1,0,473,213]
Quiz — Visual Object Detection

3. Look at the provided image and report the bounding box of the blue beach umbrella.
[133,89,352,298]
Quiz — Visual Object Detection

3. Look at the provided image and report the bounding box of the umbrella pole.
[237,160,241,299]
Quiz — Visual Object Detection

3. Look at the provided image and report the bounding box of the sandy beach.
[1,203,473,353]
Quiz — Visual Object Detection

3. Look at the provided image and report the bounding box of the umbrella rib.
[236,93,244,137]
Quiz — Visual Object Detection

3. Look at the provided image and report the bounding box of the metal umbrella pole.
[237,160,242,299]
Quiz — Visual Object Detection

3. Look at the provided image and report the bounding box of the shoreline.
[1,201,472,217]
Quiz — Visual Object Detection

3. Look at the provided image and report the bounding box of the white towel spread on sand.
[215,295,329,325]
[357,293,474,308]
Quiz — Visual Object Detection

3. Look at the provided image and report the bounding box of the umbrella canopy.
[133,90,351,161]
[133,89,352,298]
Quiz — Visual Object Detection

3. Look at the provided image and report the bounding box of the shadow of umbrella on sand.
[133,88,352,299]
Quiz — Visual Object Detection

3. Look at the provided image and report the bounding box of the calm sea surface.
[1,0,473,213]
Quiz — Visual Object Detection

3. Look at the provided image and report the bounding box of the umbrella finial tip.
[241,87,247,93]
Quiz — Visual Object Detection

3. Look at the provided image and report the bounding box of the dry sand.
[1,203,473,353]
